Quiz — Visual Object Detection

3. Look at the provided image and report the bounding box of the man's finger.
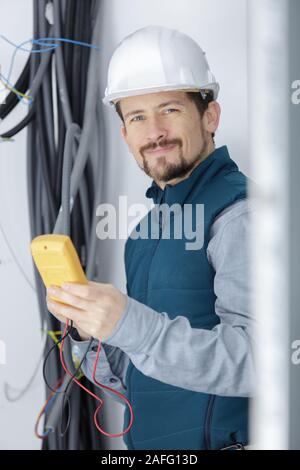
[46,299,83,323]
[46,299,67,324]
[47,286,91,310]
[61,280,105,300]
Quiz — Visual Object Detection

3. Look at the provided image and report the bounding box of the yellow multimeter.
[30,234,87,303]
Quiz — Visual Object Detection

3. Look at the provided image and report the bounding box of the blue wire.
[32,37,101,51]
[35,390,59,438]
[1,35,100,53]
[44,393,57,413]
[0,35,100,98]
[43,381,65,414]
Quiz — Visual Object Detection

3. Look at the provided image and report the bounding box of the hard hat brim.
[102,83,219,107]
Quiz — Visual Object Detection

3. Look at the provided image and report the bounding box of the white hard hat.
[102,25,219,107]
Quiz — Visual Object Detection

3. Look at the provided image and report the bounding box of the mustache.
[141,138,182,154]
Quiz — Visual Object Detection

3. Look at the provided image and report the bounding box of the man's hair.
[114,90,215,140]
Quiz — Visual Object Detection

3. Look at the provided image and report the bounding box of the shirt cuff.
[68,327,85,342]
[103,295,162,353]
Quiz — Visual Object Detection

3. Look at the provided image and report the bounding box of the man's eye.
[164,108,178,114]
[130,109,178,122]
[131,115,144,122]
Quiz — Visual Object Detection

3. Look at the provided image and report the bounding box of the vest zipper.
[145,188,165,305]
[158,207,163,236]
[158,188,166,236]
[204,395,216,449]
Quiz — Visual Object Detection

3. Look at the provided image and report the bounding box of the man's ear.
[203,101,221,135]
[120,125,127,140]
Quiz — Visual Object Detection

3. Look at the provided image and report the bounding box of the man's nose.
[145,115,168,143]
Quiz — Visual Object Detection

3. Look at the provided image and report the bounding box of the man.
[46,26,255,450]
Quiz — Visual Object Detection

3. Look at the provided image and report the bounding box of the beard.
[139,134,211,184]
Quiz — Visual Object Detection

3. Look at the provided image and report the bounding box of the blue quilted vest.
[123,146,249,450]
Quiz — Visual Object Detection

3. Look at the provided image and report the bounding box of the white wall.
[0,0,248,449]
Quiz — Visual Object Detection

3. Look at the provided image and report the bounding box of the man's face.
[119,90,219,188]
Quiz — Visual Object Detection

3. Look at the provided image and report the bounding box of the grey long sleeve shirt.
[70,198,256,405]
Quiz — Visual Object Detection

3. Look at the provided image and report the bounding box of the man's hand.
[46,281,128,342]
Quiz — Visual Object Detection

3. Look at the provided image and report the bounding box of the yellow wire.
[0,65,32,101]
[0,77,32,100]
